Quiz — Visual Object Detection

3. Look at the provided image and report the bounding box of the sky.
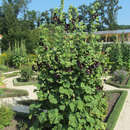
[28,0,130,25]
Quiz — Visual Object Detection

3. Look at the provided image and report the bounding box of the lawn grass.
[0,88,28,98]
[13,78,37,86]
[106,90,128,130]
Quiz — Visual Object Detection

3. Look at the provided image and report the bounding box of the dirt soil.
[104,92,120,122]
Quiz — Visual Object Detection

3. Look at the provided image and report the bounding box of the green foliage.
[116,25,130,30]
[29,2,109,129]
[20,64,33,81]
[6,40,27,68]
[0,0,35,51]
[103,43,130,72]
[17,120,28,130]
[0,105,14,129]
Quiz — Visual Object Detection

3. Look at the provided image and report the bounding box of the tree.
[0,0,31,50]
[78,1,102,32]
[0,0,40,52]
[24,10,41,29]
[78,0,122,30]
[105,0,122,29]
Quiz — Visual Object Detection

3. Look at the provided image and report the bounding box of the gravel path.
[103,78,130,130]
[0,72,37,113]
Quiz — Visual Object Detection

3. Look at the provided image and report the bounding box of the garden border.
[106,90,128,130]
[13,78,37,86]
[106,79,130,89]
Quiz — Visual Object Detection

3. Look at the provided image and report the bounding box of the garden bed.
[106,69,130,89]
[106,77,130,89]
[13,78,37,86]
[17,90,127,130]
[2,90,127,130]
[105,90,128,130]
[0,88,28,98]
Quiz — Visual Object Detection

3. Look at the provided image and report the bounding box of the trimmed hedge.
[13,78,37,86]
[0,88,28,98]
[17,99,37,106]
[106,78,130,89]
[106,90,128,130]
[4,72,19,78]
[0,65,17,73]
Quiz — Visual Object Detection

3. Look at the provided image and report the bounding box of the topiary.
[29,1,109,130]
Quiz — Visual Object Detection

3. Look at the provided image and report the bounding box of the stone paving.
[0,72,37,113]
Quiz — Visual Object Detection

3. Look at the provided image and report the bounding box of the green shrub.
[103,43,130,72]
[20,64,33,81]
[5,40,27,68]
[12,55,27,68]
[0,105,14,129]
[29,5,109,130]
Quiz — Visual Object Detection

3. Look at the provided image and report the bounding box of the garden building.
[95,29,130,42]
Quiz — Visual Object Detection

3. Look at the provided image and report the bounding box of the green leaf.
[52,124,63,130]
[63,81,70,88]
[38,112,47,123]
[48,94,58,104]
[47,78,53,82]
[68,127,73,130]
[48,109,59,124]
[77,100,84,111]
[69,102,75,112]
[69,114,77,128]
[59,105,66,111]
[59,87,68,95]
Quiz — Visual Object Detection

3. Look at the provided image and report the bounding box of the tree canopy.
[0,0,125,52]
